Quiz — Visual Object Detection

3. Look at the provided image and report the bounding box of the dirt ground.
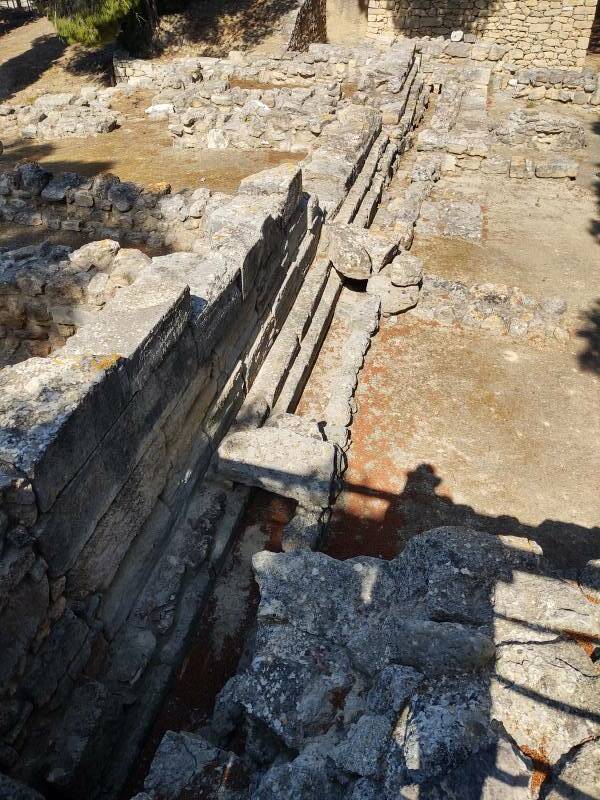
[324,317,599,567]
[0,16,113,104]
[312,91,600,572]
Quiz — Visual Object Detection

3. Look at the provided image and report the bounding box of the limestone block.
[142,731,248,799]
[238,163,302,225]
[216,427,339,509]
[390,252,423,287]
[367,273,420,315]
[69,239,120,272]
[509,156,535,178]
[328,224,372,279]
[481,154,510,174]
[108,248,152,287]
[535,157,578,178]
[41,172,85,202]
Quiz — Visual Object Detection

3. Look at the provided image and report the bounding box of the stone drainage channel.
[126,77,598,798]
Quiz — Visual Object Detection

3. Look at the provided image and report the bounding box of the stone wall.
[0,163,323,799]
[0,161,208,252]
[367,0,598,67]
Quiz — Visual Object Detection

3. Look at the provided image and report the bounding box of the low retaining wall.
[0,161,207,251]
[0,162,322,799]
[367,0,597,67]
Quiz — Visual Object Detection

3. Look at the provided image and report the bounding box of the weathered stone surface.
[238,163,303,224]
[366,665,424,718]
[535,157,579,179]
[346,615,495,677]
[328,225,372,279]
[394,675,495,784]
[545,740,600,800]
[491,639,600,763]
[493,569,600,644]
[406,735,534,799]
[217,427,339,509]
[69,239,120,271]
[41,172,86,201]
[254,752,341,800]
[142,731,248,799]
[281,507,326,551]
[333,714,391,776]
[214,624,354,749]
[390,252,423,287]
[367,274,420,315]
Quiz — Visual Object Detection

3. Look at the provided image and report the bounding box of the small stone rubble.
[136,526,600,799]
[417,67,586,178]
[0,238,153,365]
[167,82,340,153]
[412,275,570,340]
[0,90,120,141]
[511,66,600,105]
[493,109,587,151]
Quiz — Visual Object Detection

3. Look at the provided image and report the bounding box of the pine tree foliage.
[35,0,150,44]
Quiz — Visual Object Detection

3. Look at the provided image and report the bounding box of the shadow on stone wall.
[153,0,304,55]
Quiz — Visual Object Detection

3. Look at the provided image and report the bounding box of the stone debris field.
[0,4,599,800]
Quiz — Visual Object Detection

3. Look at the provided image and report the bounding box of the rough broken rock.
[390,252,423,287]
[328,224,372,279]
[367,274,420,315]
[140,731,248,799]
[139,526,600,800]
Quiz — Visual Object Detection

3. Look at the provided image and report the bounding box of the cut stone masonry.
[0,24,595,800]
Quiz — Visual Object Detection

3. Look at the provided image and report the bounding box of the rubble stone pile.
[0,90,120,141]
[135,527,600,800]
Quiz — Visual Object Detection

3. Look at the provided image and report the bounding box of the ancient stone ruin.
[0,1,598,799]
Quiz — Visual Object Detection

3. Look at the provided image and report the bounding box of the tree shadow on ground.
[577,299,600,375]
[577,118,600,375]
[0,139,115,179]
[0,4,37,36]
[0,27,113,103]
[0,33,65,101]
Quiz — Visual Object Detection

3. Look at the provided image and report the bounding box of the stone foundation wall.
[0,164,323,799]
[0,161,208,252]
[367,0,598,67]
